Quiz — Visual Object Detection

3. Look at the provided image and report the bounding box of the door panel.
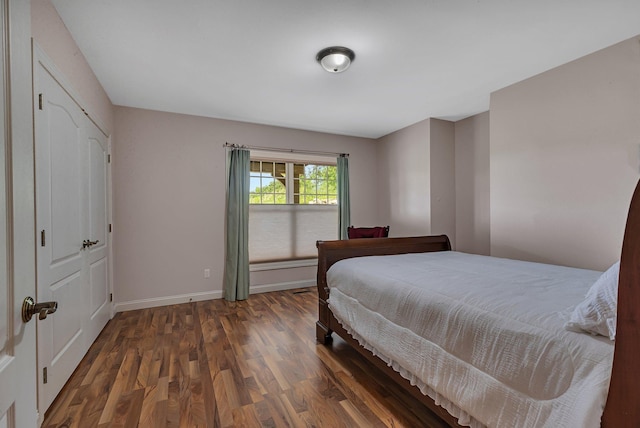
[37,70,84,286]
[89,133,107,247]
[50,274,83,359]
[43,95,83,262]
[48,102,83,266]
[43,270,84,406]
[89,259,108,317]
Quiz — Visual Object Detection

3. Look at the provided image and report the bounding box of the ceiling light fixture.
[316,46,355,73]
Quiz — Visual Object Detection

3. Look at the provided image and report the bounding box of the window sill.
[250,259,318,272]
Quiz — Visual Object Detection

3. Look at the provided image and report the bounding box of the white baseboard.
[113,279,315,312]
[114,290,223,312]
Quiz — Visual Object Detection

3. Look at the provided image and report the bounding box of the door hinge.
[110,293,113,302]
[38,93,43,110]
[108,224,112,233]
[43,367,48,384]
[41,230,46,247]
[108,154,111,164]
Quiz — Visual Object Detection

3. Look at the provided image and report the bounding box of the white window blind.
[249,204,338,263]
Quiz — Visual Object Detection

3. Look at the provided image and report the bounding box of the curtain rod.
[223,142,348,157]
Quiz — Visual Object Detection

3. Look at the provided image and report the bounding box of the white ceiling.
[52,0,640,139]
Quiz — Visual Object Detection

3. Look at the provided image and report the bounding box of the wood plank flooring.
[42,287,448,428]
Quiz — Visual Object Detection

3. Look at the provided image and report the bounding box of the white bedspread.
[326,251,613,428]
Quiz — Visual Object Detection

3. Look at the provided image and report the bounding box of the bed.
[315,181,640,427]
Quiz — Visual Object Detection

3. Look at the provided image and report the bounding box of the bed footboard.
[315,234,459,426]
[315,235,451,344]
[602,179,640,427]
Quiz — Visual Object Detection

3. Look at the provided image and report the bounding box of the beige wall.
[430,119,456,245]
[377,120,431,236]
[490,35,640,270]
[31,0,114,131]
[113,107,379,307]
[376,118,456,241]
[455,112,490,255]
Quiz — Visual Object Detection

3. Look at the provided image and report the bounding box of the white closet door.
[34,48,111,415]
[85,120,110,343]
[35,60,88,413]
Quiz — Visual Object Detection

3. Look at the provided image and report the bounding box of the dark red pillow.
[347,226,389,239]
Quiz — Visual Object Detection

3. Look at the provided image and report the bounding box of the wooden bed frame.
[316,181,640,427]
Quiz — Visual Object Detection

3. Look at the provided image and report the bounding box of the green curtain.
[337,155,350,240]
[224,147,250,301]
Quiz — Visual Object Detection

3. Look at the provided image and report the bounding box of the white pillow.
[565,261,619,340]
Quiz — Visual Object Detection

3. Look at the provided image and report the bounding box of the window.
[248,153,338,263]
[249,161,337,205]
[249,161,287,204]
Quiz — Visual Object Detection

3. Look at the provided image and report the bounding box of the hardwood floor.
[42,287,449,428]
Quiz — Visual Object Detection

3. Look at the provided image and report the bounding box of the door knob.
[82,239,99,249]
[22,297,58,322]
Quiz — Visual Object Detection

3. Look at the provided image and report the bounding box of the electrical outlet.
[204,269,210,278]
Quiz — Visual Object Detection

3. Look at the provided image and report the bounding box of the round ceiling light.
[316,46,355,73]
